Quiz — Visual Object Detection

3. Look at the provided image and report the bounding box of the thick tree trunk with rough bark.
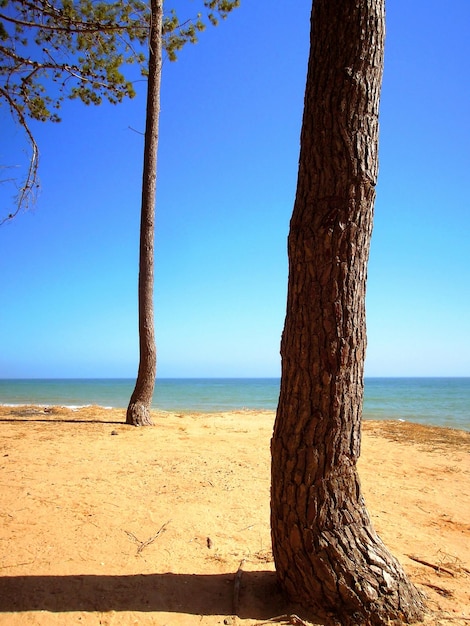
[270,1,425,624]
[126,0,162,427]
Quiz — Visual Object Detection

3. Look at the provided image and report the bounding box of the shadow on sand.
[0,571,317,621]
[0,417,124,424]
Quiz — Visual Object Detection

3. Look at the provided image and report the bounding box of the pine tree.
[1,0,239,425]
[271,1,425,623]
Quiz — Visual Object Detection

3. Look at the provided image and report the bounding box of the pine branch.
[0,10,148,34]
[0,86,39,224]
[0,44,80,74]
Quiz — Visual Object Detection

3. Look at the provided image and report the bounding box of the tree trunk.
[270,1,425,624]
[126,0,162,427]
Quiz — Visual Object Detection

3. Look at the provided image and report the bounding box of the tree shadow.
[0,571,309,620]
[0,417,124,424]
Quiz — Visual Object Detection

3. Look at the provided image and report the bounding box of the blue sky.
[1,0,469,379]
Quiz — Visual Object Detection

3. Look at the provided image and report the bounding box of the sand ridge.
[0,405,469,625]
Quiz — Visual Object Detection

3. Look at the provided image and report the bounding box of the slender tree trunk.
[271,1,425,624]
[126,0,162,426]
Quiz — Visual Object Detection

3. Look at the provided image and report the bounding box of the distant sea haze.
[0,378,469,432]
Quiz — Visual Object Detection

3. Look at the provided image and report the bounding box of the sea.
[0,377,469,431]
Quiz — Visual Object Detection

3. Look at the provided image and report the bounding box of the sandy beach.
[0,405,468,625]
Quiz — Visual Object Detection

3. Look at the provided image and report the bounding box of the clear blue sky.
[1,0,469,379]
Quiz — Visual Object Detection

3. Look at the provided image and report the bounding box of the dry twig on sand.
[125,520,170,555]
[257,615,312,626]
[407,554,456,577]
[422,582,454,597]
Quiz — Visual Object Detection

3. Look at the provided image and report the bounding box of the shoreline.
[1,377,469,432]
[1,402,469,434]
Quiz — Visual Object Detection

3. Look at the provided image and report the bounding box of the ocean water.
[0,377,469,431]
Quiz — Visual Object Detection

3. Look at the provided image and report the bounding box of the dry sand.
[0,405,468,626]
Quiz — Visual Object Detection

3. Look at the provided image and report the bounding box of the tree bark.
[270,1,425,624]
[126,0,162,427]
